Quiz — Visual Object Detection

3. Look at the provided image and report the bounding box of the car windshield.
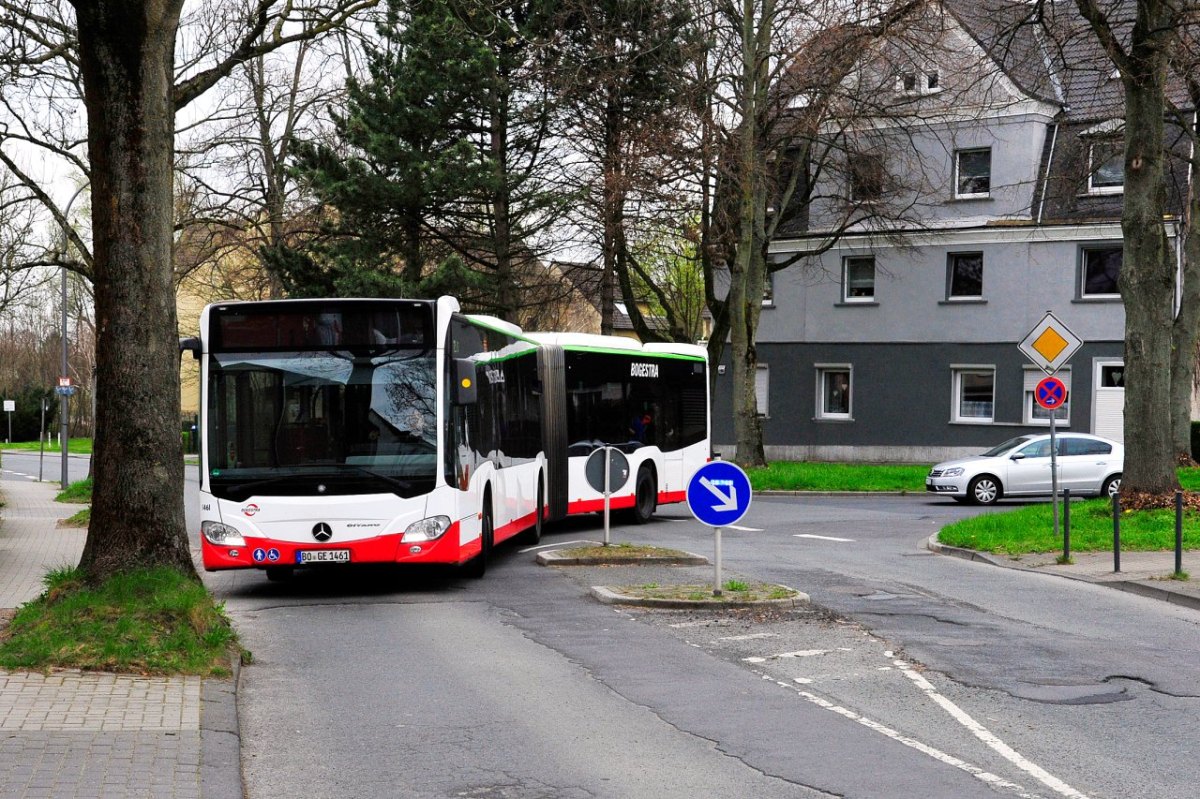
[980,435,1035,457]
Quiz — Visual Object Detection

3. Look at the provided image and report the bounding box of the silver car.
[926,433,1123,505]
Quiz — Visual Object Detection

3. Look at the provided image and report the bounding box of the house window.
[817,367,852,419]
[947,252,983,299]
[1024,368,1071,424]
[898,70,940,94]
[953,367,994,423]
[755,364,769,417]
[1100,364,1125,388]
[848,152,884,202]
[843,256,875,302]
[1088,139,1124,193]
[762,271,774,306]
[955,148,991,197]
[1081,246,1121,298]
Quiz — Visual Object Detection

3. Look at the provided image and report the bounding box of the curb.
[589,584,809,609]
[536,549,709,567]
[926,535,1200,613]
[200,654,244,799]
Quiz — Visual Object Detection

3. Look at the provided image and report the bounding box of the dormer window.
[898,70,940,95]
[1088,139,1124,194]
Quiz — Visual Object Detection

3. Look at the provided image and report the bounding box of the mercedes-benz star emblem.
[312,522,333,542]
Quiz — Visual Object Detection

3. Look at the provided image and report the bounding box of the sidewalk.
[0,469,241,799]
[929,536,1200,611]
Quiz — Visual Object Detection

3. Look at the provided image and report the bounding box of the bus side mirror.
[452,359,477,405]
[179,337,201,360]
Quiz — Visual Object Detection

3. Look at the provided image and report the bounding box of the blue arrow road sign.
[687,461,752,527]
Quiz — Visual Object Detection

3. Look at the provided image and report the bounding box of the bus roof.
[525,332,707,361]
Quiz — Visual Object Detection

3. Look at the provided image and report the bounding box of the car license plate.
[296,549,350,564]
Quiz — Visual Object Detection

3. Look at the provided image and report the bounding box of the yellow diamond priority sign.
[1019,311,1082,374]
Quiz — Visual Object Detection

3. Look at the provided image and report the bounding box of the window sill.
[939,298,986,305]
[835,301,879,307]
[949,194,992,202]
[1081,187,1123,196]
[949,419,995,425]
[815,416,854,423]
[1072,296,1121,303]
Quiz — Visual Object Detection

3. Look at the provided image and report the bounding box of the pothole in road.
[1008,682,1133,705]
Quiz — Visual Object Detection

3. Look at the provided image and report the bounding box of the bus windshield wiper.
[220,474,304,496]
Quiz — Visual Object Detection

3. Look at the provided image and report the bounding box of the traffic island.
[536,543,709,566]
[590,582,808,609]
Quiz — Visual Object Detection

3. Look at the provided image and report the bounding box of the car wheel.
[1101,474,1122,498]
[968,475,1001,505]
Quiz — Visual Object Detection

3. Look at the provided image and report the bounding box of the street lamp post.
[59,184,86,489]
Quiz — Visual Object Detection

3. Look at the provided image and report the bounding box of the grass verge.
[747,462,930,492]
[556,543,692,559]
[611,581,799,602]
[0,438,93,455]
[56,476,92,503]
[938,498,1200,555]
[0,566,241,676]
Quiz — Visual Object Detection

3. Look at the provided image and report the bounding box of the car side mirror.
[452,358,477,405]
[1010,453,1025,461]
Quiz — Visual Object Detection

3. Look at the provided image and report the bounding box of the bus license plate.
[296,549,350,564]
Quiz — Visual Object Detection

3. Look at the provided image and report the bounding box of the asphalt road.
[204,495,1200,799]
[6,452,1193,798]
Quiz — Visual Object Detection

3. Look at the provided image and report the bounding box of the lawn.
[0,438,93,455]
[747,461,930,492]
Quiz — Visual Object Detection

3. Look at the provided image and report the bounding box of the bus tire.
[630,467,657,524]
[265,566,294,582]
[464,498,493,579]
[520,476,545,546]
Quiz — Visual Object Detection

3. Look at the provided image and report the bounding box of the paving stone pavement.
[0,463,241,799]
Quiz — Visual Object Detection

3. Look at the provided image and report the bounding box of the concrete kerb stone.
[589,584,809,609]
[199,654,244,799]
[536,548,709,567]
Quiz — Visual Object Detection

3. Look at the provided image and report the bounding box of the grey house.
[714,0,1190,464]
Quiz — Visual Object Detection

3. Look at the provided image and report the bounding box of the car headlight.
[942,467,964,478]
[402,515,451,543]
[201,520,246,547]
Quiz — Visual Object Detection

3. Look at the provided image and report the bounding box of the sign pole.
[603,446,611,547]
[39,398,46,482]
[713,526,723,596]
[1049,407,1059,545]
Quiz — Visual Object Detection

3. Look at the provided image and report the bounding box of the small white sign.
[1019,311,1083,374]
[2,400,13,412]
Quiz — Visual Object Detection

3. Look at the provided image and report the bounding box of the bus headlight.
[402,516,451,543]
[202,521,246,547]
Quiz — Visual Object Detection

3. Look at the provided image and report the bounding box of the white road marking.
[742,648,851,663]
[716,633,779,641]
[793,534,855,542]
[779,680,1044,798]
[896,660,1091,799]
[728,524,762,532]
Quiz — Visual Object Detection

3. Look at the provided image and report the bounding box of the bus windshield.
[206,349,437,502]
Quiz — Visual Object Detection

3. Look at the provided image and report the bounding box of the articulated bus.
[184,296,709,580]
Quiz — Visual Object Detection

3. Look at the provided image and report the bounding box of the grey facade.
[714,0,1179,464]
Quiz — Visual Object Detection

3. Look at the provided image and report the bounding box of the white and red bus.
[184,296,709,580]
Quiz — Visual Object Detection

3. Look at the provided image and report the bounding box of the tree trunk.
[1119,11,1179,493]
[72,0,196,581]
[1171,108,1200,466]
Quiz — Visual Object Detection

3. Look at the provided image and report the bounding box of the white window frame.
[816,365,853,420]
[954,147,991,199]
[951,366,995,424]
[1080,245,1122,299]
[842,255,876,302]
[755,364,769,417]
[1087,140,1124,195]
[1023,366,1071,425]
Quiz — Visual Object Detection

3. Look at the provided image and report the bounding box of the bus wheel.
[521,477,545,546]
[464,501,492,579]
[630,467,657,524]
[265,566,294,582]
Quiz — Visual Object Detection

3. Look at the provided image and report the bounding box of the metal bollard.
[1112,491,1121,573]
[1176,490,1184,576]
[1062,488,1070,562]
